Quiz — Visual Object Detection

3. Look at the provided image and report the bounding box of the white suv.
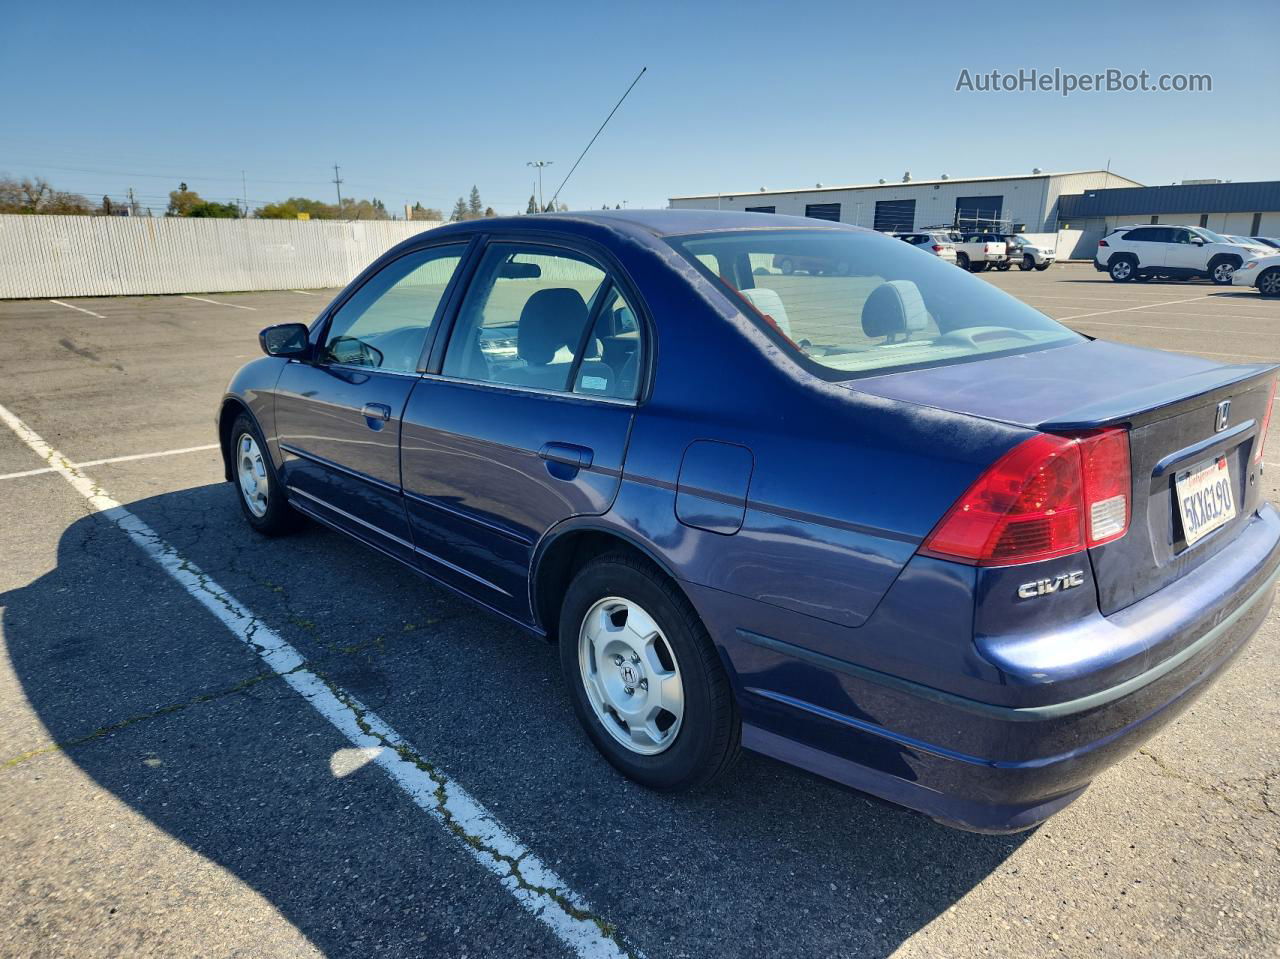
[1094,225,1271,285]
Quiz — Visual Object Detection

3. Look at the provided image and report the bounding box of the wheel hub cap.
[236,432,270,518]
[578,597,684,755]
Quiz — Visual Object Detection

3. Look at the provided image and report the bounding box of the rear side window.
[669,230,1080,379]
[442,243,640,399]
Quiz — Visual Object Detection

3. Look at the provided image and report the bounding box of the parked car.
[893,232,958,264]
[1232,251,1280,298]
[1095,225,1270,284]
[1005,234,1056,271]
[954,233,1009,272]
[1250,236,1280,250]
[222,210,1280,833]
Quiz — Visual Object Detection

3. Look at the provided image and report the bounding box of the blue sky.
[2,1,1270,215]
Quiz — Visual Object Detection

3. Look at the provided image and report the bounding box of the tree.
[410,201,443,221]
[0,175,92,214]
[450,196,468,222]
[167,184,205,217]
[467,185,483,218]
[483,206,495,218]
[187,200,241,218]
[526,195,538,214]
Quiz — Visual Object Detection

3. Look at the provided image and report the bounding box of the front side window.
[322,244,466,373]
[670,229,1081,379]
[442,244,639,398]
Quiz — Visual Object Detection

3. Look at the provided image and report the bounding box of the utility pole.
[241,170,249,217]
[332,164,344,210]
[127,187,138,216]
[527,160,552,211]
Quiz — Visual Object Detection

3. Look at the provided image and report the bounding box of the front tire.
[1210,259,1238,285]
[559,552,740,791]
[1034,262,1051,271]
[1259,268,1280,298]
[778,258,794,275]
[230,413,299,535]
[1019,255,1035,271]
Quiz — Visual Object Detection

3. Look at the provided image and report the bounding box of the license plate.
[1175,457,1236,546]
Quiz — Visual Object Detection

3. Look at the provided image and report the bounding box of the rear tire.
[230,413,300,536]
[1258,268,1280,298]
[972,262,989,273]
[955,252,970,271]
[559,552,740,791]
[1109,257,1136,282]
[1034,262,1051,271]
[995,261,1011,271]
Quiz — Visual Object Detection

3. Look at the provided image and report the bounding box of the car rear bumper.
[717,504,1280,832]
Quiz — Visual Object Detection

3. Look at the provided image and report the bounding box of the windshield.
[1194,227,1229,243]
[670,229,1081,378]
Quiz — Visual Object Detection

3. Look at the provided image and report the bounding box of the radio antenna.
[548,66,647,210]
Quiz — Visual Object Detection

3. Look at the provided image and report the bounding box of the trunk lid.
[848,339,1277,614]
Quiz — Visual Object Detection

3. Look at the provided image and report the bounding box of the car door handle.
[361,402,392,424]
[539,442,594,469]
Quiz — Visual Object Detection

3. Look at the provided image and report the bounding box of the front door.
[400,241,644,621]
[1164,228,1203,272]
[274,242,469,560]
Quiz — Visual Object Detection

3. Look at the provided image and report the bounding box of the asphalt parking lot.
[2,264,1278,959]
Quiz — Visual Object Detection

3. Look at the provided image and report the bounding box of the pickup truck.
[953,233,1009,272]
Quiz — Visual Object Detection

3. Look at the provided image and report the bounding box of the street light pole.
[527,160,552,211]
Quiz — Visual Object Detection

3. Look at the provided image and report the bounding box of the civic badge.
[1215,399,1230,432]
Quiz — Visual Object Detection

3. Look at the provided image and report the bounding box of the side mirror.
[259,323,311,358]
[1190,236,1205,245]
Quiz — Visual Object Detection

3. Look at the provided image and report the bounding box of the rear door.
[400,239,644,621]
[273,242,470,559]
[1123,227,1169,269]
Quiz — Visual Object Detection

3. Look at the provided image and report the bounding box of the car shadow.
[3,483,1029,958]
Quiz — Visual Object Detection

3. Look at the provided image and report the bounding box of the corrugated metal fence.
[0,215,443,299]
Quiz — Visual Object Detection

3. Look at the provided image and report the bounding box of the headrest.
[738,287,792,336]
[518,289,589,365]
[861,281,929,339]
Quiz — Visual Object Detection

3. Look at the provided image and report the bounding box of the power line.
[549,65,646,209]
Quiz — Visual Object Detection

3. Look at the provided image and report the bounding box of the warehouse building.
[667,170,1142,233]
[1057,180,1280,241]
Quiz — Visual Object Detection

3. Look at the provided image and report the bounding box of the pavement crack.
[307,667,636,957]
[1,669,285,769]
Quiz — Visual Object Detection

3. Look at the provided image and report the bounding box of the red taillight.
[1098,239,1109,247]
[1257,377,1278,464]
[920,428,1131,566]
[932,244,944,252]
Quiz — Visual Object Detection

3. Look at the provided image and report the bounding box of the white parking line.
[181,295,256,311]
[1056,295,1211,321]
[290,289,317,295]
[0,443,220,482]
[48,299,106,319]
[0,400,630,959]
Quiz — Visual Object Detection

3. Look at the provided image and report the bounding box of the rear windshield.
[669,229,1081,378]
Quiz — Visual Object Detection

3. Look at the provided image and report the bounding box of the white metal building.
[668,170,1142,233]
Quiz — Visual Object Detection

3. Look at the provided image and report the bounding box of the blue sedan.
[218,210,1280,832]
